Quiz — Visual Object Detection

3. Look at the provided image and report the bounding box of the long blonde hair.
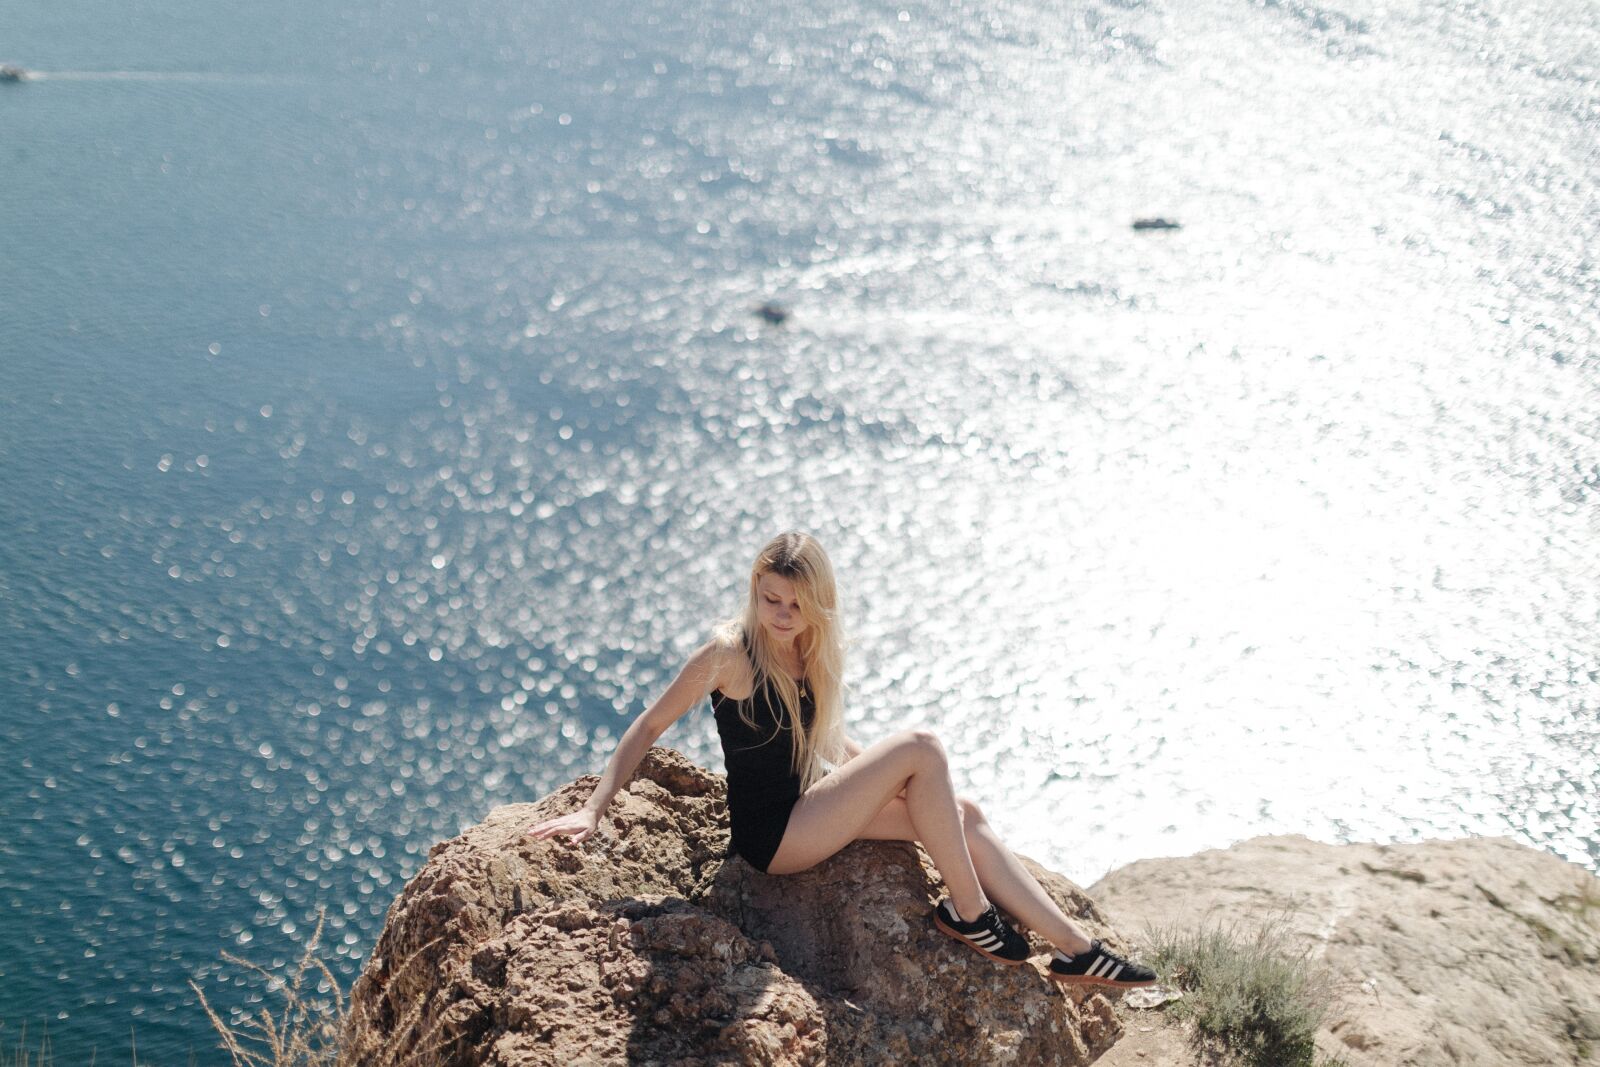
[716,532,846,791]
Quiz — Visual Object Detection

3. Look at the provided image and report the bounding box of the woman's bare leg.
[859,795,1095,956]
[765,730,989,922]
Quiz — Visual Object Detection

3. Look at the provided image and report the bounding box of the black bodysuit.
[711,641,814,874]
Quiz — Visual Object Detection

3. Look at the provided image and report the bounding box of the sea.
[1,0,1596,1060]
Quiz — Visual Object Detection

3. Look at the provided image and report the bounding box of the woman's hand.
[526,807,599,844]
[523,639,728,847]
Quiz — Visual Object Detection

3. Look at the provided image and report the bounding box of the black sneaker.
[931,898,1030,965]
[1048,940,1158,989]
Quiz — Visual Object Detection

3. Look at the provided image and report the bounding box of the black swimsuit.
[711,643,814,874]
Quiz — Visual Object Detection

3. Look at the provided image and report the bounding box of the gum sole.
[931,912,1030,967]
[1047,972,1158,990]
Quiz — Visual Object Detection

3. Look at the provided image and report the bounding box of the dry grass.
[190,910,454,1067]
[190,911,344,1067]
[330,936,457,1067]
[7,909,460,1067]
[0,1021,159,1066]
[0,1022,57,1067]
[1554,871,1600,926]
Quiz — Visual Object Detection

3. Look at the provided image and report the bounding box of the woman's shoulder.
[701,625,746,664]
[702,625,755,701]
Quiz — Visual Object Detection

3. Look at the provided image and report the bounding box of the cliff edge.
[1092,834,1600,1066]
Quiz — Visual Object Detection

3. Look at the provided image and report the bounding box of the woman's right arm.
[525,638,730,843]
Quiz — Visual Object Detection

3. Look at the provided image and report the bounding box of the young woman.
[527,531,1155,989]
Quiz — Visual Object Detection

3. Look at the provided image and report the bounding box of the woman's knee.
[956,795,986,829]
[894,728,947,767]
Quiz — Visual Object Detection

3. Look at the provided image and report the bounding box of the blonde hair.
[715,532,846,791]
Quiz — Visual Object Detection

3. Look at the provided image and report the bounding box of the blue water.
[3,0,1598,1060]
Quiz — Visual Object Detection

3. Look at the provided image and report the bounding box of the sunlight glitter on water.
[2,0,1597,1060]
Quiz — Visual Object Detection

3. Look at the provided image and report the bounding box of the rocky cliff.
[342,748,1600,1066]
[1092,834,1600,1067]
[341,747,1128,1066]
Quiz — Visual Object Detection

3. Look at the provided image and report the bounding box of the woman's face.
[756,572,806,647]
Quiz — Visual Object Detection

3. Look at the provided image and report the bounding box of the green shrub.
[1143,916,1346,1067]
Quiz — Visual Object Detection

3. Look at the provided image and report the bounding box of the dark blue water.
[4,0,1598,1060]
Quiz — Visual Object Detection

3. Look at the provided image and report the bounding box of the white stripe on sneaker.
[1106,963,1125,982]
[1090,957,1115,978]
[972,932,1002,950]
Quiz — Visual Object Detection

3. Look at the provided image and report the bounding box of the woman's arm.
[526,638,730,842]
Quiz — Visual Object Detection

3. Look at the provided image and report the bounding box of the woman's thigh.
[764,732,930,874]
[855,796,916,841]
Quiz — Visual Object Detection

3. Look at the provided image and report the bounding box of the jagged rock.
[1092,835,1600,1067]
[342,748,1130,1066]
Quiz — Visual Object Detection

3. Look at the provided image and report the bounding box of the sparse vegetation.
[1553,872,1600,926]
[190,911,344,1067]
[1480,876,1600,968]
[1143,916,1349,1067]
[0,1022,55,1067]
[6,910,451,1067]
[190,911,451,1067]
[0,1021,157,1066]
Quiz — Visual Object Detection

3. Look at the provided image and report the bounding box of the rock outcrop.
[342,747,1130,1066]
[1092,835,1600,1067]
[344,750,1600,1067]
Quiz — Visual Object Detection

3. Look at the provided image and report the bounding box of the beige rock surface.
[342,747,1133,1066]
[1091,1010,1216,1067]
[1091,834,1600,1067]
